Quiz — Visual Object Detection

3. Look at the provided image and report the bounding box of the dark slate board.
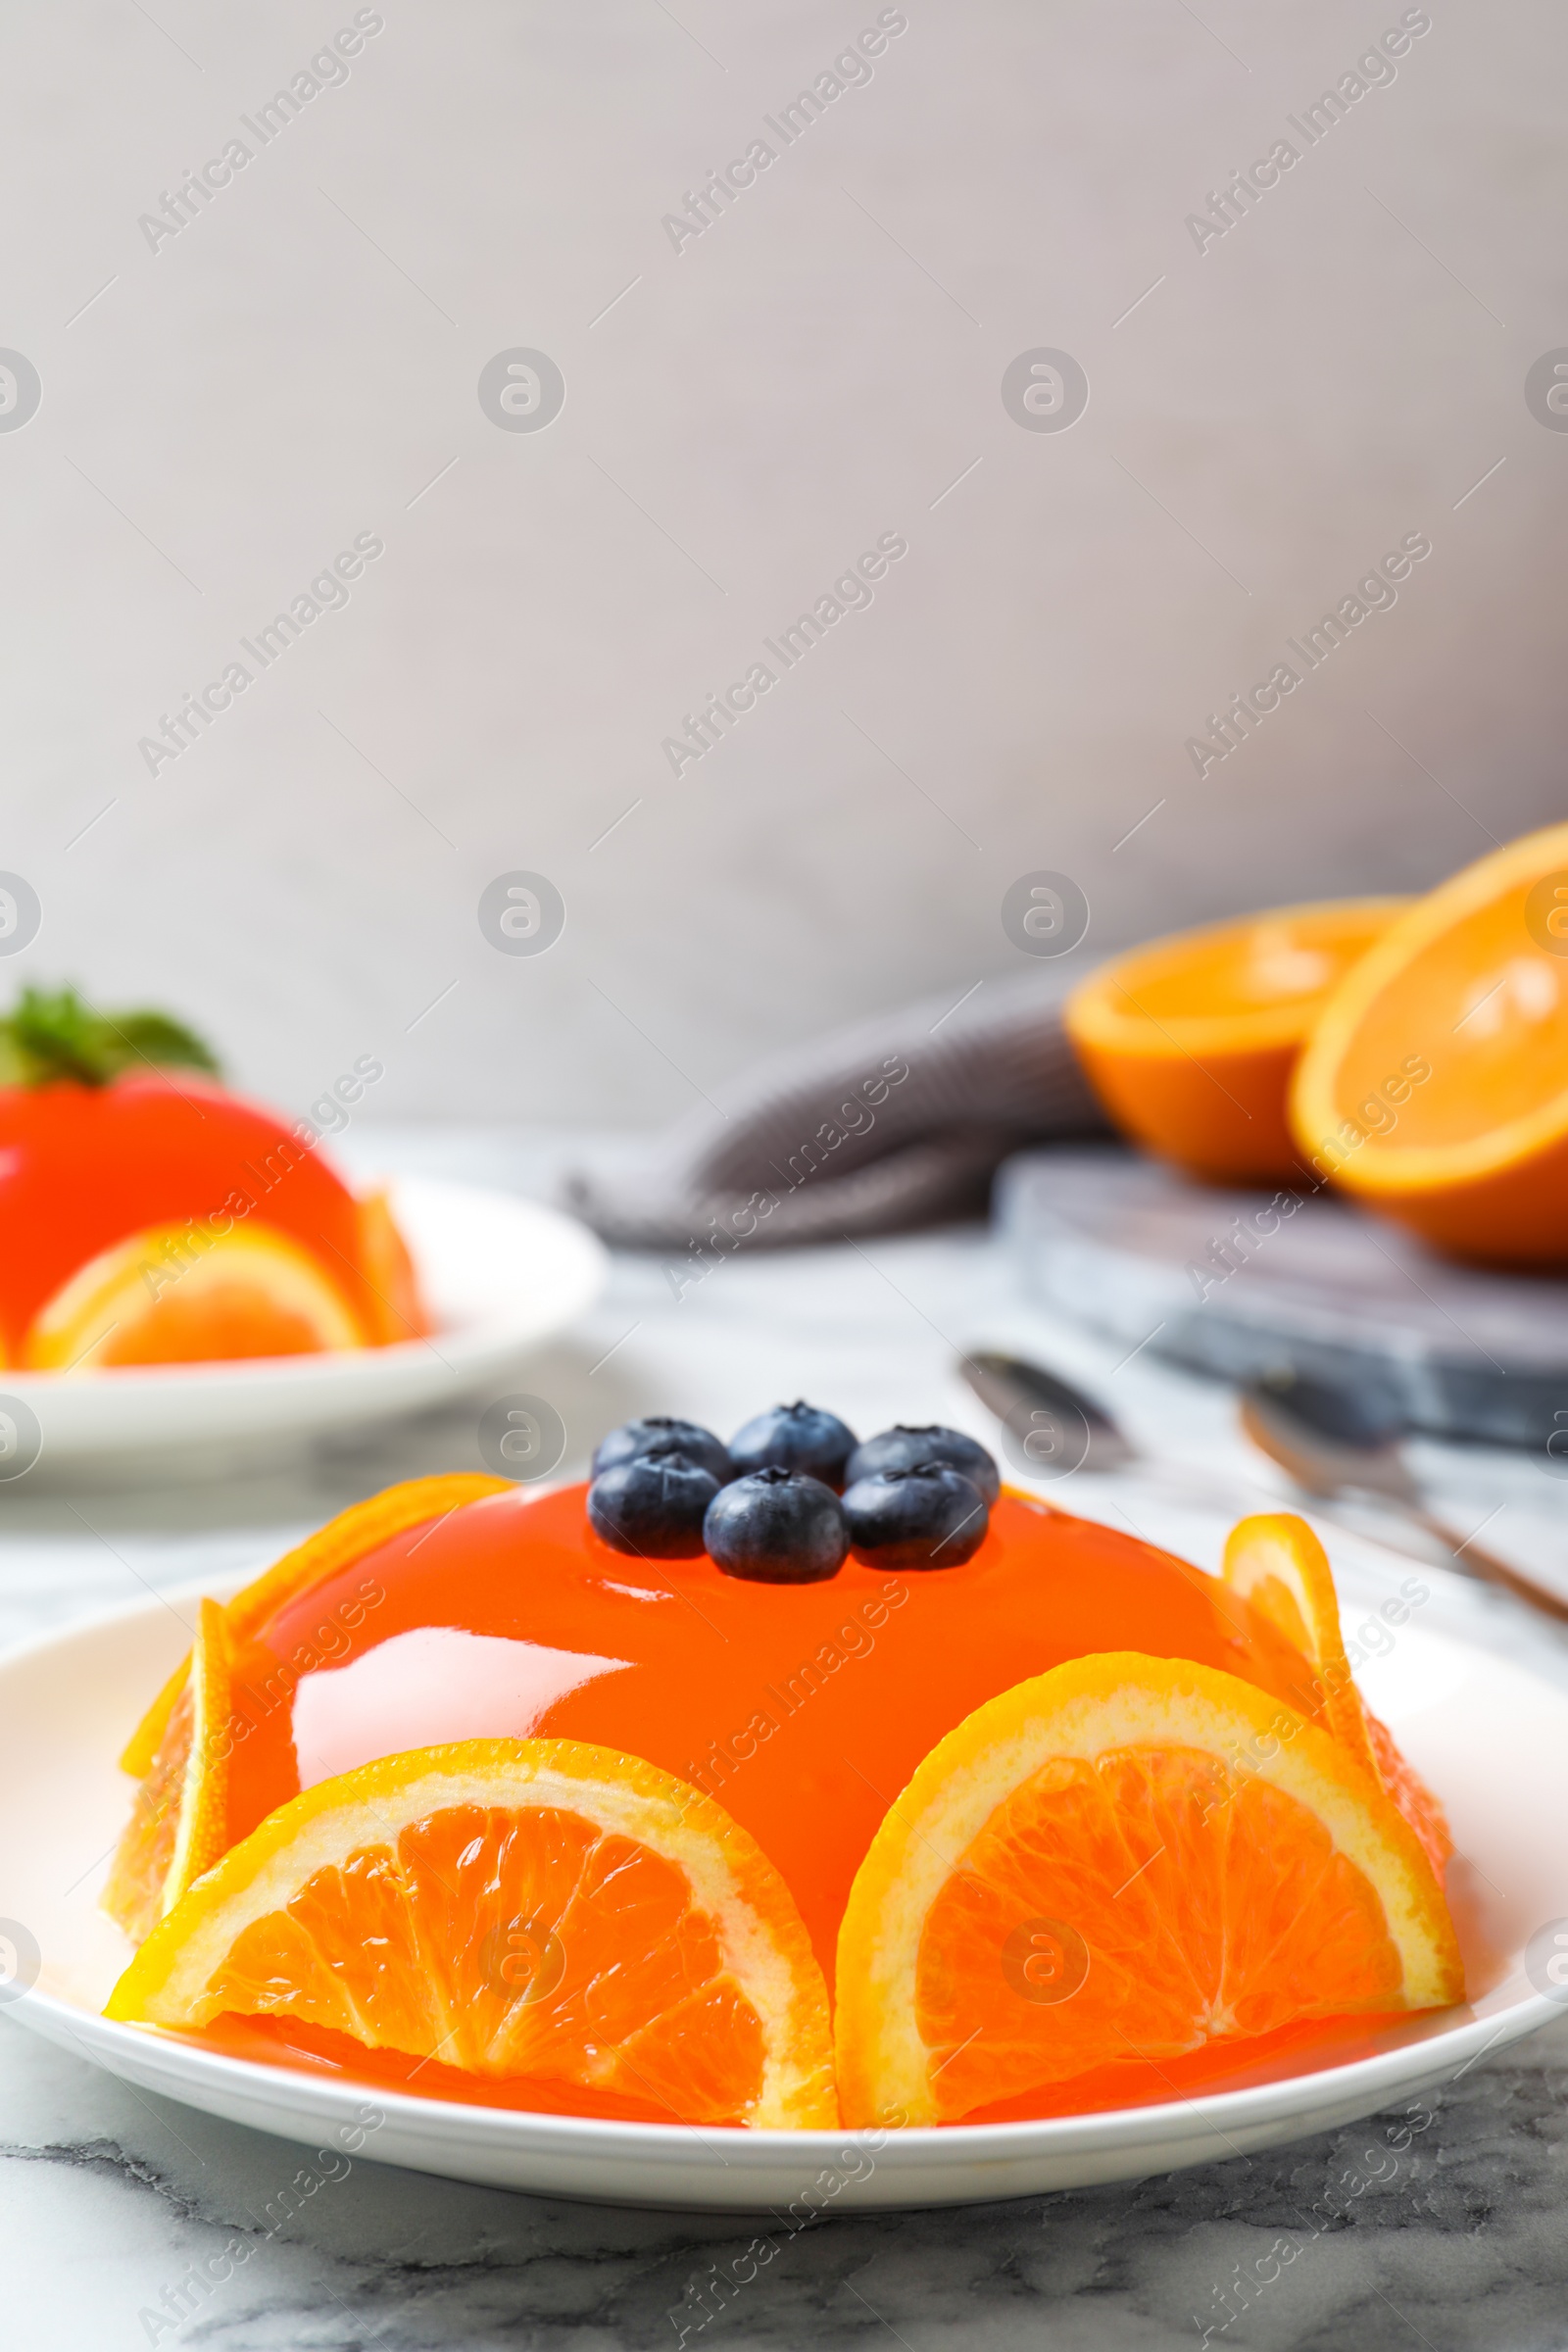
[995,1146,1568,1448]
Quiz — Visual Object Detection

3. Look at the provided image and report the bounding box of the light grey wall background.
[2,0,1562,1128]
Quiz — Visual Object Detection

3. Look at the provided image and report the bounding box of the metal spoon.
[958,1350,1139,1479]
[1239,1375,1568,1624]
[959,1348,1568,1627]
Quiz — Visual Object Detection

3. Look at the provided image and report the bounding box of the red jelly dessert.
[0,986,423,1365]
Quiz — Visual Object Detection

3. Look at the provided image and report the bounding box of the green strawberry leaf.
[0,987,221,1089]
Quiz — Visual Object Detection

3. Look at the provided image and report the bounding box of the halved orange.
[103,1599,231,1944]
[118,1473,511,1780]
[106,1740,837,2129]
[1223,1513,1451,1875]
[1065,899,1406,1183]
[23,1220,368,1370]
[1291,823,1568,1263]
[834,1652,1462,2127]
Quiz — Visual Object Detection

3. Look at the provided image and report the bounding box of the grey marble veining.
[4,1126,1568,2352]
[6,2013,1568,2350]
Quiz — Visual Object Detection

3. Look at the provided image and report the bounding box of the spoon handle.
[1407,1507,1568,1626]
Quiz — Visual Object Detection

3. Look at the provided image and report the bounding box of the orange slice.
[106,1740,837,2129]
[1223,1513,1451,1875]
[103,1599,230,1944]
[1291,823,1568,1263]
[22,1220,368,1371]
[355,1188,428,1345]
[1222,1512,1374,1765]
[118,1473,511,1779]
[1064,898,1406,1183]
[834,1652,1462,2127]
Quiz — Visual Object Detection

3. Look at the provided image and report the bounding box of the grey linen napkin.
[562,967,1109,1251]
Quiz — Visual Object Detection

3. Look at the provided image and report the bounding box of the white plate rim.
[0,1177,609,1396]
[11,1973,1555,2175]
[0,1177,610,1464]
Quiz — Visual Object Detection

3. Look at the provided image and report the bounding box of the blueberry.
[844,1424,1001,1507]
[588,1446,720,1558]
[703,1467,849,1585]
[841,1464,990,1569]
[591,1415,732,1488]
[728,1400,859,1491]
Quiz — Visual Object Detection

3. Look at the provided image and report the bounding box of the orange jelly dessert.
[222,1484,1323,1971]
[0,986,424,1365]
[106,1412,1462,2130]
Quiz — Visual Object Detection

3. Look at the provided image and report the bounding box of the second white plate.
[0,1176,608,1474]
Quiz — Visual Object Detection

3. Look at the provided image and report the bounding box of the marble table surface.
[5,1127,1568,2352]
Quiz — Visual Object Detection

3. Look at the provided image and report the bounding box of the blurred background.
[3,0,1562,1126]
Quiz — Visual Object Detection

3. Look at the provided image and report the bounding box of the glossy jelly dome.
[0,1074,376,1355]
[227,1483,1323,1976]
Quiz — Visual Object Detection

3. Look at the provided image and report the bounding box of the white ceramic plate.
[3,1557,1565,2211]
[0,1177,608,1475]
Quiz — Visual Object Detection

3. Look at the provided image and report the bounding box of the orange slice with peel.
[118,1473,511,1780]
[354,1187,428,1344]
[23,1220,368,1371]
[1223,1512,1374,1766]
[1291,821,1568,1264]
[1065,897,1406,1183]
[834,1652,1462,2127]
[103,1600,231,1944]
[1223,1512,1451,1875]
[106,1739,837,2129]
